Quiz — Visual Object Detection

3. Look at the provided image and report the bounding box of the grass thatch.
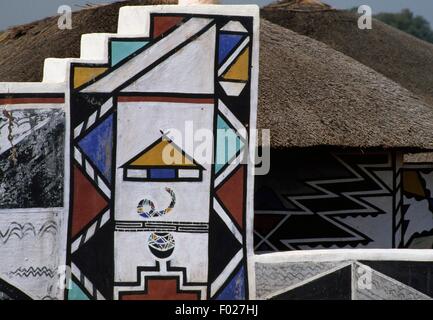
[2,1,433,150]
[263,1,433,106]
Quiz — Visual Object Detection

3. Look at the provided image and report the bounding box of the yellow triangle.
[74,67,108,89]
[222,47,249,81]
[131,140,195,167]
[403,171,425,197]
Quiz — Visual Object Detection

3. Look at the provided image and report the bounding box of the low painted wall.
[254,249,433,300]
[252,151,433,300]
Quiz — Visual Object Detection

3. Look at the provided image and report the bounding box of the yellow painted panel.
[403,171,425,197]
[74,67,108,89]
[222,48,249,81]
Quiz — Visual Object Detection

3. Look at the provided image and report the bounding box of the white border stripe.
[99,98,113,117]
[74,147,83,165]
[86,112,97,130]
[254,249,433,264]
[218,99,247,139]
[213,197,243,243]
[73,123,84,139]
[97,177,111,199]
[73,98,113,138]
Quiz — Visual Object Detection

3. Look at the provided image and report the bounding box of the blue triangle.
[215,115,244,174]
[216,265,246,300]
[111,41,148,66]
[78,114,113,181]
[218,34,243,65]
[68,280,90,300]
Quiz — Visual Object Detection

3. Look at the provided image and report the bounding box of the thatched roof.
[259,19,433,150]
[266,0,332,12]
[1,1,433,151]
[262,1,433,106]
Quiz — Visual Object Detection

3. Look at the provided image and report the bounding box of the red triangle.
[71,166,108,238]
[152,16,184,38]
[216,166,245,229]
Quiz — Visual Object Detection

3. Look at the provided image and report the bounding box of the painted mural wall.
[1,5,433,301]
[0,92,66,300]
[254,150,406,252]
[253,150,433,253]
[252,150,433,300]
[401,163,433,249]
[0,5,259,300]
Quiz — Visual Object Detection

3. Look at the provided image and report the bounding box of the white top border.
[254,249,433,263]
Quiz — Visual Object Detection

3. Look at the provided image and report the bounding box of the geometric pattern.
[73,67,108,89]
[217,22,250,97]
[110,40,149,66]
[78,113,114,181]
[215,113,245,174]
[210,75,250,299]
[218,34,244,64]
[68,280,90,300]
[256,260,433,300]
[353,262,430,300]
[216,265,246,300]
[401,165,433,248]
[121,137,204,182]
[66,10,257,301]
[0,276,31,300]
[215,165,245,229]
[115,262,206,300]
[270,265,352,300]
[119,277,200,300]
[254,152,403,252]
[255,261,346,299]
[67,79,115,300]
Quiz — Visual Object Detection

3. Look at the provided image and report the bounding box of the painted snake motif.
[137,187,176,218]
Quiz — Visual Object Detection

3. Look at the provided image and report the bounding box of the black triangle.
[254,213,286,238]
[269,214,366,250]
[71,93,111,128]
[208,209,243,284]
[72,221,114,299]
[216,89,250,127]
[256,242,273,253]
[254,186,287,211]
[361,261,433,298]
[271,265,352,300]
[0,277,31,300]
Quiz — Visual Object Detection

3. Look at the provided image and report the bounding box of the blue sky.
[0,0,432,31]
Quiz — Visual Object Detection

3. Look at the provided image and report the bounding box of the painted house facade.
[1,3,433,301]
